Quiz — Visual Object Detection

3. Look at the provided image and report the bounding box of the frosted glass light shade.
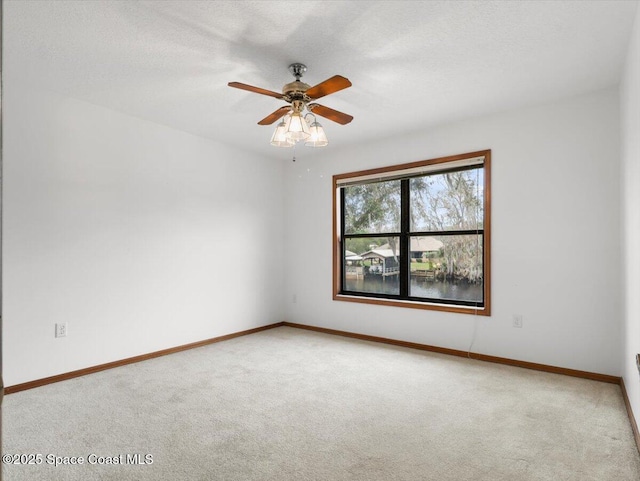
[305,120,328,147]
[285,113,310,141]
[270,118,294,147]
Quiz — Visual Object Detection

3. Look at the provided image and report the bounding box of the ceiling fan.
[228,63,353,147]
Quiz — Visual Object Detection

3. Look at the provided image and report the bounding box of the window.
[333,150,491,315]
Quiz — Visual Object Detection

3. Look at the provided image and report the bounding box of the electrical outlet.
[292,294,297,304]
[512,315,523,328]
[55,322,67,338]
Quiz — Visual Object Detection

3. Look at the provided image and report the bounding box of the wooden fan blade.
[308,103,353,125]
[258,106,291,125]
[305,75,352,100]
[228,82,284,99]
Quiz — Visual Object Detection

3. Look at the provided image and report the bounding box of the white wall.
[285,88,621,376]
[621,4,640,428]
[2,86,285,386]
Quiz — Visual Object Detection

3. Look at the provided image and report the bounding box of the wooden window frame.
[332,150,491,316]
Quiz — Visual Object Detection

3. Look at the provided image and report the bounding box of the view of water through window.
[344,277,483,303]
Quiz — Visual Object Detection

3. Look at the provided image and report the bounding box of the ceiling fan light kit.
[305,118,329,147]
[228,63,353,148]
[270,119,294,147]
[285,111,310,141]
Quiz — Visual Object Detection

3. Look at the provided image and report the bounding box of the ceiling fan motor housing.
[282,80,311,99]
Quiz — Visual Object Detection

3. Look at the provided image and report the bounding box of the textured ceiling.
[4,0,639,160]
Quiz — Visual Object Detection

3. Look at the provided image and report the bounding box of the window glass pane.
[344,180,401,234]
[409,235,483,303]
[410,168,484,232]
[343,237,400,295]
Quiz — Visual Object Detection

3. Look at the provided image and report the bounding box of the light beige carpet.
[2,326,640,480]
